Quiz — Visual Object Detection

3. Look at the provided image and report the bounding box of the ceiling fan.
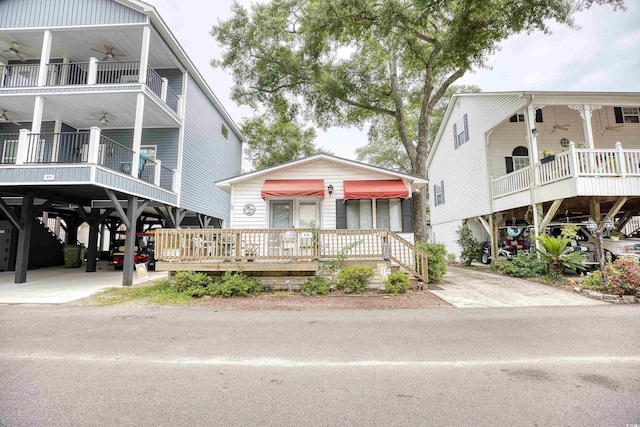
[599,108,623,135]
[86,111,111,125]
[550,106,569,133]
[0,109,21,125]
[90,45,126,61]
[0,42,32,62]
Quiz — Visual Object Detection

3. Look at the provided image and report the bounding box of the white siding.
[428,94,527,226]
[230,159,412,230]
[431,219,487,260]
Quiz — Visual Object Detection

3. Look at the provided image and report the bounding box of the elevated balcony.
[0,61,180,115]
[0,128,177,205]
[492,142,640,211]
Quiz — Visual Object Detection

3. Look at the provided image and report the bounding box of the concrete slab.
[0,261,168,304]
[430,266,605,308]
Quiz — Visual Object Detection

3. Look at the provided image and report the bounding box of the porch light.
[531,128,540,138]
[586,217,597,233]
[327,184,334,196]
[604,216,614,232]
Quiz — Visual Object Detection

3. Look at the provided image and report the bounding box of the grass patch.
[90,279,194,306]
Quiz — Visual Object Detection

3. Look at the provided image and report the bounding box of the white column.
[42,211,49,224]
[54,217,61,238]
[31,96,45,134]
[130,93,145,177]
[568,142,579,178]
[568,105,602,150]
[59,57,70,85]
[161,77,168,102]
[139,26,151,84]
[37,30,53,87]
[154,159,162,186]
[16,129,30,165]
[524,106,541,248]
[616,141,626,178]
[87,57,98,85]
[87,126,102,165]
[51,119,62,162]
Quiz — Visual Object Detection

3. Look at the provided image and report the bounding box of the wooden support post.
[86,208,100,272]
[599,197,628,232]
[14,193,34,283]
[617,211,634,231]
[123,195,138,287]
[589,199,601,223]
[234,231,241,261]
[539,199,564,234]
[489,215,498,265]
[478,216,491,235]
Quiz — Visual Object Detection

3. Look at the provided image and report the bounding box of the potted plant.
[610,230,625,241]
[540,149,555,164]
[244,244,257,261]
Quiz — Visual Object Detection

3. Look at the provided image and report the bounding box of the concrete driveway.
[0,261,168,304]
[429,266,605,308]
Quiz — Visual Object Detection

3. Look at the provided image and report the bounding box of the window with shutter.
[454,115,468,148]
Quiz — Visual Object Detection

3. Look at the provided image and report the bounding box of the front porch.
[154,228,429,282]
[492,142,640,211]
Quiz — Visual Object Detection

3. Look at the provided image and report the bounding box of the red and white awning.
[261,179,325,199]
[343,180,409,201]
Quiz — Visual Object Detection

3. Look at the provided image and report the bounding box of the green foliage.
[536,234,586,275]
[456,224,481,266]
[317,240,361,286]
[337,266,375,294]
[174,271,212,292]
[580,269,604,291]
[383,272,410,294]
[416,241,447,283]
[300,276,332,296]
[241,112,323,170]
[208,271,264,298]
[499,250,548,278]
[560,224,580,240]
[604,258,640,296]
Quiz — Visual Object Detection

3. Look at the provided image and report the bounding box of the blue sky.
[148,0,640,166]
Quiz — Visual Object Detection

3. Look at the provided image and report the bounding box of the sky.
[147,0,640,167]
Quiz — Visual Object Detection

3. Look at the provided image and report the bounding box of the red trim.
[261,179,325,199]
[343,180,409,201]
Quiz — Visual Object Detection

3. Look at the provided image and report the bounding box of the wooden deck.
[154,228,429,282]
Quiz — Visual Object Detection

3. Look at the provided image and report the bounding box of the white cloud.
[615,30,640,49]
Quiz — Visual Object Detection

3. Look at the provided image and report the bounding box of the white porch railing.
[492,166,531,198]
[493,142,640,198]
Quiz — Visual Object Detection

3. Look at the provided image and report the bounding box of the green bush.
[208,271,264,298]
[415,241,446,283]
[456,223,481,266]
[580,269,606,292]
[383,272,410,294]
[174,271,212,292]
[300,276,331,296]
[337,266,375,293]
[499,250,548,278]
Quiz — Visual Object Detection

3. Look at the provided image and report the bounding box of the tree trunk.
[412,188,428,242]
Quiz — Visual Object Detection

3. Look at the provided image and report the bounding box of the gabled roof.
[426,90,640,170]
[115,0,245,143]
[215,154,429,192]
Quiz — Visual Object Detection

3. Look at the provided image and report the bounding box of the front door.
[298,201,319,228]
[271,200,293,228]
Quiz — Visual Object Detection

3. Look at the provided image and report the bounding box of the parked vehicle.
[547,225,640,263]
[111,231,156,271]
[479,242,518,264]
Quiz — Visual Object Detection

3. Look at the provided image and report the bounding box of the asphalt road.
[1,305,639,426]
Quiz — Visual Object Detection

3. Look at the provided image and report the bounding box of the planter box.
[540,155,556,164]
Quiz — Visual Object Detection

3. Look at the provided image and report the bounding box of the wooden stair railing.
[385,231,429,284]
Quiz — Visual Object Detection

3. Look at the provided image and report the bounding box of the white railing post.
[88,57,98,85]
[87,126,102,164]
[176,95,183,117]
[615,141,626,178]
[172,168,179,192]
[15,129,30,165]
[154,159,162,186]
[161,77,169,102]
[568,142,579,178]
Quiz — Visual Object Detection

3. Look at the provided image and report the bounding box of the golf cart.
[111,231,156,271]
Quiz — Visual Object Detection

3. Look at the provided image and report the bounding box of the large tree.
[212,0,625,240]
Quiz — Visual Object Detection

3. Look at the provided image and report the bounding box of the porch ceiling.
[0,91,178,128]
[0,27,178,69]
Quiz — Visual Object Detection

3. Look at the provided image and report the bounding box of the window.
[434,181,445,206]
[509,110,543,123]
[512,146,529,171]
[453,115,468,148]
[622,107,640,123]
[221,123,229,140]
[345,198,402,231]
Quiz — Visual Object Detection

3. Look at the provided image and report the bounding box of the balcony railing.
[139,155,157,184]
[25,132,90,164]
[0,134,19,164]
[160,165,176,191]
[98,135,135,174]
[1,60,181,114]
[538,151,572,184]
[492,166,531,198]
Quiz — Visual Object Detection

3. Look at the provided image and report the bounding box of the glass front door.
[271,200,293,228]
[298,201,319,228]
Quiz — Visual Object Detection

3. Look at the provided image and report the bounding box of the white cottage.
[215,154,428,241]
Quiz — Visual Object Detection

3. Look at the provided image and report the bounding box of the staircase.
[386,231,429,283]
[28,218,64,268]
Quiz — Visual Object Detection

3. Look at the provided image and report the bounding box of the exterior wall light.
[531,128,540,137]
[327,184,334,196]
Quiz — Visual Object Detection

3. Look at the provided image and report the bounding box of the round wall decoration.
[560,137,570,148]
[243,203,256,216]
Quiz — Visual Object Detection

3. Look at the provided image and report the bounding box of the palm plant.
[535,235,586,274]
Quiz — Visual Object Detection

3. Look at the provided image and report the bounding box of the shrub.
[208,271,264,297]
[174,271,212,292]
[560,224,580,240]
[383,272,410,294]
[416,241,446,283]
[456,223,481,266]
[604,258,640,296]
[499,250,548,278]
[447,253,456,262]
[337,266,375,293]
[300,276,331,296]
[536,234,585,275]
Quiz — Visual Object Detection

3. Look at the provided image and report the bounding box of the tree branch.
[388,43,418,165]
[336,96,396,117]
[428,68,466,110]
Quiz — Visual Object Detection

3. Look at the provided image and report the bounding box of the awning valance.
[343,180,409,201]
[261,179,325,199]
